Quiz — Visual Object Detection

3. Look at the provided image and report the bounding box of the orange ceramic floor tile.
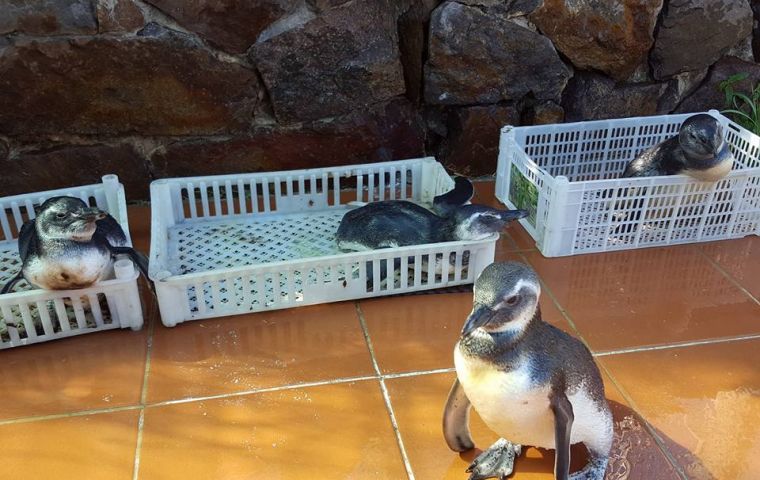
[600,339,760,480]
[387,372,679,480]
[701,236,760,301]
[360,279,574,375]
[126,204,151,254]
[146,302,375,403]
[524,246,760,352]
[1,410,139,479]
[138,380,407,480]
[0,328,148,420]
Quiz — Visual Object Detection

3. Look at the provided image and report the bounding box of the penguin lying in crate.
[335,177,528,289]
[445,261,612,480]
[0,196,151,334]
[610,113,736,237]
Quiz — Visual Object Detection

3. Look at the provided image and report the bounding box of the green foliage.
[719,72,760,135]
[508,164,538,227]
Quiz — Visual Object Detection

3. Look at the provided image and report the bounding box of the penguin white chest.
[25,250,111,290]
[454,347,555,448]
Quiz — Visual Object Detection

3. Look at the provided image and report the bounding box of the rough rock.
[531,0,663,81]
[397,0,440,104]
[96,0,145,33]
[143,0,307,54]
[0,30,261,136]
[0,142,151,199]
[651,0,753,79]
[0,0,97,35]
[753,2,760,61]
[150,99,424,182]
[424,1,571,105]
[562,72,668,121]
[251,0,405,124]
[677,56,760,113]
[657,69,708,113]
[438,105,519,177]
[0,138,8,160]
[525,101,565,125]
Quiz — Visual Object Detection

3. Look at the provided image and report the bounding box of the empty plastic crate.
[149,157,497,326]
[0,175,144,349]
[496,111,760,257]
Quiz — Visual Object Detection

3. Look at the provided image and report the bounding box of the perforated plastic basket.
[0,175,144,349]
[496,110,760,257]
[149,157,497,326]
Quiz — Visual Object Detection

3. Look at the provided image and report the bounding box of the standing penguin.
[1,196,150,294]
[336,177,528,251]
[444,262,612,480]
[622,113,734,181]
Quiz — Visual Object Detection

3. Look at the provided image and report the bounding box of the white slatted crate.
[496,110,760,257]
[149,157,497,326]
[0,175,144,349]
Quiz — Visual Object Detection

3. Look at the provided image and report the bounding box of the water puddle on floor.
[605,414,650,480]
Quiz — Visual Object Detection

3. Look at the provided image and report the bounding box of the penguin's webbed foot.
[568,455,608,480]
[466,438,522,480]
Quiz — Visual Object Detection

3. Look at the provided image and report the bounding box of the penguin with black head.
[1,196,150,294]
[336,177,528,251]
[444,261,612,480]
[622,113,734,181]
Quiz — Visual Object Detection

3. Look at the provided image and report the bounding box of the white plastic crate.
[0,175,144,349]
[496,110,760,257]
[149,157,497,326]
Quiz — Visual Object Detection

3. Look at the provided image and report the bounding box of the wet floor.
[0,183,758,479]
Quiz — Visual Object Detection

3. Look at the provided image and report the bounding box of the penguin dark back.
[1,196,152,294]
[445,261,613,480]
[335,177,528,252]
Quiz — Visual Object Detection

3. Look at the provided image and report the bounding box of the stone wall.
[1,0,759,200]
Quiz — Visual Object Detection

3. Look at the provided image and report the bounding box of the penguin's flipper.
[443,378,475,452]
[550,388,575,480]
[1,271,24,295]
[433,177,474,216]
[107,245,155,293]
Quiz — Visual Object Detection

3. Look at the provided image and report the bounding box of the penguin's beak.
[77,207,107,222]
[461,304,495,336]
[499,209,529,222]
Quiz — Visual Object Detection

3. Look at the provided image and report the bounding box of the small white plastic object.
[0,175,144,348]
[496,110,760,257]
[149,157,498,326]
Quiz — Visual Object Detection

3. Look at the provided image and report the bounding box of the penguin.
[0,196,150,295]
[443,261,612,480]
[335,177,528,251]
[622,113,734,181]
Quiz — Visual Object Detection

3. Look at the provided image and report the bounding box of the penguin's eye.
[505,295,520,306]
[55,212,66,219]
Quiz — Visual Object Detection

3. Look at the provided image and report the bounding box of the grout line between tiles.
[698,249,760,306]
[147,375,379,408]
[0,368,462,427]
[0,404,143,426]
[596,361,689,480]
[132,297,157,480]
[594,333,760,357]
[355,302,416,480]
[384,367,456,379]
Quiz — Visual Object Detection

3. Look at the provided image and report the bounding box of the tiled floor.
[2,187,759,480]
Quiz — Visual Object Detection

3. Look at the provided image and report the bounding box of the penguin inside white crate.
[610,113,736,234]
[1,195,151,336]
[335,176,528,287]
[445,261,613,480]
